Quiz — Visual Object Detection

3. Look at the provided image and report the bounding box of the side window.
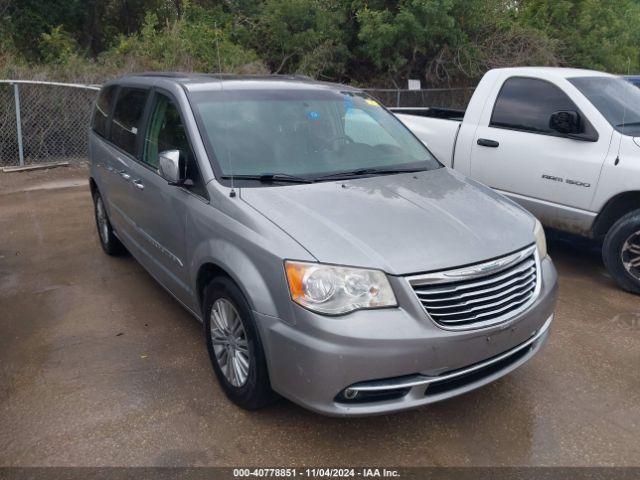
[143,93,207,198]
[92,86,117,138]
[110,87,148,156]
[490,77,579,134]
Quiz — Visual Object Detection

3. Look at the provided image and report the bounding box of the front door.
[470,76,610,213]
[125,90,208,305]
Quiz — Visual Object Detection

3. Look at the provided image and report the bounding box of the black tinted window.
[143,93,207,198]
[92,86,116,138]
[110,88,148,156]
[570,76,640,136]
[491,77,578,134]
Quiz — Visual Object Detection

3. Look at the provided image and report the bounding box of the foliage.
[39,25,79,64]
[517,0,640,73]
[2,0,640,86]
[251,0,350,78]
[102,8,265,74]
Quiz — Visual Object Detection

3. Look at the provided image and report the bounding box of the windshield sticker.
[365,99,380,107]
[307,111,320,120]
[343,96,354,112]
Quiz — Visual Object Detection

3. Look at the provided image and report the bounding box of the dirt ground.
[0,165,639,467]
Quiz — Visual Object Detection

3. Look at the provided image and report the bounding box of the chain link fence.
[0,81,99,168]
[0,80,472,168]
[364,87,475,109]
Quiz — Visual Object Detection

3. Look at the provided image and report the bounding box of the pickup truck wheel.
[93,191,125,255]
[203,277,277,410]
[603,210,640,294]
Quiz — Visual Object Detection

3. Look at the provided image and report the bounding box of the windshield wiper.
[313,167,427,181]
[220,173,314,184]
[615,121,640,127]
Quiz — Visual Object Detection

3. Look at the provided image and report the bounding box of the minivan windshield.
[569,76,640,136]
[189,88,440,183]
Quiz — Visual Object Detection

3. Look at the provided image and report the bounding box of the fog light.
[343,388,359,400]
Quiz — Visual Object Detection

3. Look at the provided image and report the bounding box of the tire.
[602,209,640,295]
[92,190,125,256]
[203,276,277,410]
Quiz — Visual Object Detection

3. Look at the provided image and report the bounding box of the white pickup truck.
[395,67,640,294]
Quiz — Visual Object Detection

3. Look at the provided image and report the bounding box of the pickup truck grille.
[408,246,539,330]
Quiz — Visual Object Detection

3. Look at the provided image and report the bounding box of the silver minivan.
[88,73,558,416]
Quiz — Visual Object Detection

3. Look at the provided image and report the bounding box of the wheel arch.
[191,236,287,321]
[194,256,277,319]
[89,177,98,197]
[592,191,640,239]
[196,262,239,313]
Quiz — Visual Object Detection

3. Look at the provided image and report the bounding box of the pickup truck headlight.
[284,261,397,315]
[534,218,547,259]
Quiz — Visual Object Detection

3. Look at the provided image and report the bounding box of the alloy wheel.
[96,197,110,245]
[621,230,640,281]
[210,298,250,387]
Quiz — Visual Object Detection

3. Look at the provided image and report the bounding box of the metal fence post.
[13,83,24,166]
[396,89,400,108]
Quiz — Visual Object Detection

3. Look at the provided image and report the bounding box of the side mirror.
[549,110,582,135]
[158,150,185,185]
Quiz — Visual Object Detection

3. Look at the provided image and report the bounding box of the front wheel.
[203,277,277,410]
[603,210,640,294]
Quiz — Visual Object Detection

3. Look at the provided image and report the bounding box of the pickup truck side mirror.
[549,110,582,135]
[158,150,185,185]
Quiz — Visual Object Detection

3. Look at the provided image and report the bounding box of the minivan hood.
[241,168,535,275]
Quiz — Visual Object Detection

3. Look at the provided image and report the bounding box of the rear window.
[109,87,148,156]
[92,86,117,138]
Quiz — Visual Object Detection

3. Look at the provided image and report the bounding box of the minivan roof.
[110,72,360,93]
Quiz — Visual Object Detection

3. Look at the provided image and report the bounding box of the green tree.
[104,6,265,74]
[39,25,79,63]
[252,0,350,79]
[354,0,558,86]
[517,0,640,72]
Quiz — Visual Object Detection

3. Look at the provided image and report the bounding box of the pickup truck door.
[469,75,612,229]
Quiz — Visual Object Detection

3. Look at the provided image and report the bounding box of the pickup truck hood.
[241,168,535,275]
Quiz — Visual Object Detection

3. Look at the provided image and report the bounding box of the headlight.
[534,218,547,259]
[284,261,397,315]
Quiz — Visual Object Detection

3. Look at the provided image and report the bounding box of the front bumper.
[256,256,558,416]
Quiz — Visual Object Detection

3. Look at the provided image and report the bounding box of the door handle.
[132,179,144,190]
[477,138,499,148]
[118,170,131,180]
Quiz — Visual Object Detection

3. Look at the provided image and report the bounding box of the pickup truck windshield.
[189,89,440,183]
[569,76,640,136]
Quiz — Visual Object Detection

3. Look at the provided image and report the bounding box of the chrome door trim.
[112,230,199,320]
[110,202,184,268]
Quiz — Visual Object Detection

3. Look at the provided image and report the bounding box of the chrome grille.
[408,246,539,330]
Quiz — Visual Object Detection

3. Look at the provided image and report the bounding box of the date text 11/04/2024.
[232,468,401,478]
